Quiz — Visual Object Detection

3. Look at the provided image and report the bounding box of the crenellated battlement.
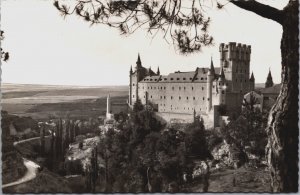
[219,42,251,61]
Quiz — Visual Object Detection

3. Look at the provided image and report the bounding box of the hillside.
[1,83,129,120]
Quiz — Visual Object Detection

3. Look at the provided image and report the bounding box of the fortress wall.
[138,82,209,114]
[155,112,214,129]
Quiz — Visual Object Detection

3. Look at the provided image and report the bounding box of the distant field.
[1,83,129,120]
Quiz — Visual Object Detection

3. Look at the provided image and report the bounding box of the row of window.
[143,77,208,82]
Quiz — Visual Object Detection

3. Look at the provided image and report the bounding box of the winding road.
[2,137,43,189]
[2,158,40,189]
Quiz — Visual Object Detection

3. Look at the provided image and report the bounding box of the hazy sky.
[1,0,288,86]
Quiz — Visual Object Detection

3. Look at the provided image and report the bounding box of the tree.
[54,0,298,192]
[1,30,9,62]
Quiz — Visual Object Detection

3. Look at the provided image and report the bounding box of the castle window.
[193,97,195,100]
[150,79,153,81]
[188,107,189,110]
[133,95,135,98]
[184,87,186,90]
[245,80,247,82]
[155,79,157,81]
[202,87,204,90]
[154,87,156,89]
[179,87,181,90]
[133,83,135,86]
[164,96,166,99]
[203,97,205,100]
[201,77,203,80]
[208,98,210,101]
[171,78,174,80]
[148,87,149,89]
[213,85,215,88]
[164,78,167,81]
[151,87,152,89]
[151,95,152,98]
[172,87,174,90]
[184,107,185,110]
[177,78,180,80]
[222,91,225,94]
[195,78,198,80]
[183,78,186,80]
[186,97,189,100]
[164,87,166,90]
[143,87,144,89]
[190,78,192,80]
[179,96,181,100]
[171,96,173,99]
[192,87,194,90]
[160,96,162,99]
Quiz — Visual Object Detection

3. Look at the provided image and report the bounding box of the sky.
[1,0,288,86]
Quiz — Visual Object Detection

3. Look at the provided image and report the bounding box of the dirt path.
[2,158,40,189]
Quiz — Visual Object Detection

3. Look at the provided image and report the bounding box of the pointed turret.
[157,66,160,75]
[210,56,215,75]
[250,71,255,81]
[218,66,225,81]
[265,68,274,88]
[136,53,142,68]
[130,65,133,74]
[250,71,255,91]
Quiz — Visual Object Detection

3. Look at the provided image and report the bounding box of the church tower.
[265,69,274,88]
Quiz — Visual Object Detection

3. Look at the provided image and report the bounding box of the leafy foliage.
[221,94,268,156]
[1,30,9,62]
[54,0,214,54]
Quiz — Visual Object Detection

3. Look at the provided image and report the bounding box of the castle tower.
[206,57,215,112]
[129,53,146,107]
[265,69,274,88]
[219,42,251,92]
[249,71,255,90]
[106,94,112,119]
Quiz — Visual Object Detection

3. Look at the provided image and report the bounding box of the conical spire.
[136,53,142,68]
[267,68,272,79]
[220,66,225,79]
[265,68,274,88]
[210,56,215,75]
[130,65,133,74]
[250,71,255,81]
[157,66,160,75]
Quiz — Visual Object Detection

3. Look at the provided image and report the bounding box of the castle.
[128,42,255,128]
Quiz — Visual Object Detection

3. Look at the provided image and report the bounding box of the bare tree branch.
[229,0,284,25]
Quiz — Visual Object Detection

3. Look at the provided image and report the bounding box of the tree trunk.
[266,1,299,192]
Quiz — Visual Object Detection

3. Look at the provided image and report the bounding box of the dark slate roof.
[256,84,281,94]
[140,66,222,83]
